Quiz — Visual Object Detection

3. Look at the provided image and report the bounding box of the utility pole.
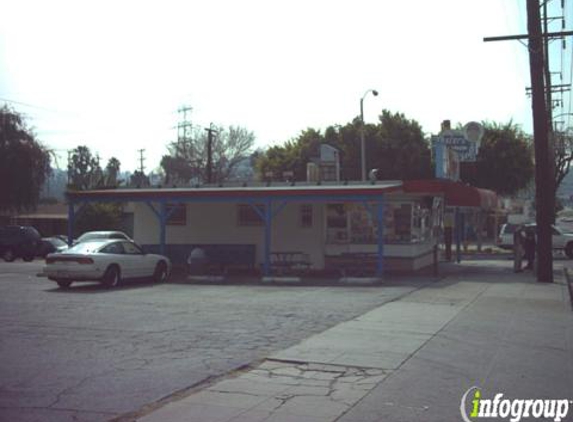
[138,148,146,174]
[483,1,573,283]
[205,123,217,184]
[67,150,73,185]
[543,0,556,223]
[527,0,553,283]
[543,1,553,128]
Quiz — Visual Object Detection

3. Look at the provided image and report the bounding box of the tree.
[129,170,150,188]
[103,157,121,188]
[256,129,322,181]
[68,146,102,190]
[554,129,573,197]
[255,110,432,182]
[75,203,124,236]
[371,110,432,180]
[161,125,255,185]
[0,106,51,212]
[463,122,534,196]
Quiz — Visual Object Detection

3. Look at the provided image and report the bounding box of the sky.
[1,0,571,172]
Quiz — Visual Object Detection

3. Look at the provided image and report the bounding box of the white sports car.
[44,239,171,289]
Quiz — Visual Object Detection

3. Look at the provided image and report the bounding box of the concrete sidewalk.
[130,262,573,422]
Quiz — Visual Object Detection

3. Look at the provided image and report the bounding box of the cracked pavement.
[0,261,422,422]
[138,360,390,422]
[134,260,573,422]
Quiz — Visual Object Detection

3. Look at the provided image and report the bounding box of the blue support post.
[271,201,288,219]
[263,199,272,276]
[159,202,167,256]
[67,202,75,247]
[376,197,385,277]
[145,201,161,220]
[455,207,462,263]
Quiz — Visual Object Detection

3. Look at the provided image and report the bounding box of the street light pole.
[360,89,378,182]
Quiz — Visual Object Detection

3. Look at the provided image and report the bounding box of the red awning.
[402,179,499,209]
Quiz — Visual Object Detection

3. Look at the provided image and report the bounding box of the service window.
[238,204,264,226]
[326,204,348,243]
[349,204,376,244]
[394,204,412,241]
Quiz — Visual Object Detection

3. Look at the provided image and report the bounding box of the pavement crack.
[267,393,295,414]
[208,389,265,398]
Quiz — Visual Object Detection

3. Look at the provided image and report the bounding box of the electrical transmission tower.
[138,149,146,174]
[177,106,193,156]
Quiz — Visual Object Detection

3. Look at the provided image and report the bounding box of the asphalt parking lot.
[0,260,423,422]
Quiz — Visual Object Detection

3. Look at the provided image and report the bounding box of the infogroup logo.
[460,387,571,422]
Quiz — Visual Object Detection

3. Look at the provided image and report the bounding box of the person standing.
[444,211,454,261]
[524,229,536,270]
[513,225,525,273]
[463,224,476,253]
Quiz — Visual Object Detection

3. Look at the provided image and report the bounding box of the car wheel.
[2,249,15,262]
[153,261,169,283]
[566,243,573,259]
[56,280,73,289]
[102,265,121,288]
[23,254,35,262]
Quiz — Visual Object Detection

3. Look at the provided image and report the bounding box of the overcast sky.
[1,0,571,172]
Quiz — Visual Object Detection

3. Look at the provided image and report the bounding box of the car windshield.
[47,238,67,247]
[64,241,104,254]
[77,233,108,242]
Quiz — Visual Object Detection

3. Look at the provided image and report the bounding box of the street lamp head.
[372,90,378,96]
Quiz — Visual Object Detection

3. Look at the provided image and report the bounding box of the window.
[300,204,313,228]
[394,204,412,240]
[326,204,347,228]
[100,242,124,255]
[238,204,264,226]
[166,203,186,226]
[122,242,142,255]
[319,164,337,182]
[349,204,376,244]
[326,204,348,243]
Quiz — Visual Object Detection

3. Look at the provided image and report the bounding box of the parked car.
[38,237,68,258]
[75,231,131,244]
[53,234,73,243]
[497,222,573,258]
[44,239,171,289]
[523,223,573,258]
[496,223,518,250]
[0,225,42,262]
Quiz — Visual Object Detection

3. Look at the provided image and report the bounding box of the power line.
[0,97,81,116]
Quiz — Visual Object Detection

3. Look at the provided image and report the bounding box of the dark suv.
[0,226,42,262]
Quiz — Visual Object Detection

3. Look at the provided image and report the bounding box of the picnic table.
[325,252,379,276]
[270,251,311,274]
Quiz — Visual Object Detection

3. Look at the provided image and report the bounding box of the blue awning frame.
[66,190,389,277]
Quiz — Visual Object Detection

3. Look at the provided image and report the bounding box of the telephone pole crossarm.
[483,30,573,42]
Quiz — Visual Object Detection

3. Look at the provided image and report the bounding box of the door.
[121,241,151,277]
